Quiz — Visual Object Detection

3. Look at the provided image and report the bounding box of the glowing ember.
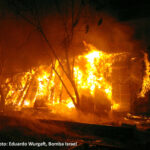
[24,100,30,106]
[66,101,75,109]
[111,103,120,110]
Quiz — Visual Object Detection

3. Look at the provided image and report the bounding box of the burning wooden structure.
[0,41,149,117]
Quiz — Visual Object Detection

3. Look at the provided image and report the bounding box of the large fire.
[4,42,149,115]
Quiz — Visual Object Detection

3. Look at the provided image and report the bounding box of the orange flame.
[138,53,150,98]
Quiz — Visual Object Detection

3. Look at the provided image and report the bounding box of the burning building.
[0,0,148,130]
[0,1,150,150]
[0,40,148,119]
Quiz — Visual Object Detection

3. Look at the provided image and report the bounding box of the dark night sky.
[2,0,150,20]
[0,0,149,22]
[90,0,150,21]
